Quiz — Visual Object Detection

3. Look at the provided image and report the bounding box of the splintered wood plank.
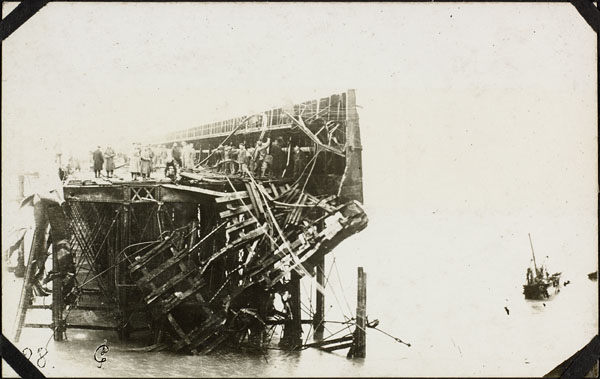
[199,226,267,275]
[187,319,225,352]
[289,194,306,225]
[200,334,229,355]
[215,191,249,204]
[306,194,337,212]
[136,264,159,294]
[172,316,222,351]
[244,183,260,217]
[282,188,300,203]
[161,183,229,198]
[248,183,265,216]
[145,269,198,305]
[137,248,191,286]
[321,342,353,352]
[219,204,254,219]
[305,335,353,348]
[215,185,277,205]
[161,277,206,315]
[245,237,304,279]
[128,239,172,272]
[227,218,258,235]
[167,313,198,354]
[285,205,295,226]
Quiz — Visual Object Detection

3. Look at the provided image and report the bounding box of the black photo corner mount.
[0,0,50,41]
[0,1,598,378]
[1,333,46,378]
[544,335,600,378]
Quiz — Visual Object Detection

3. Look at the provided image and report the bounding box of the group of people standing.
[214,137,306,179]
[89,142,199,182]
[92,145,117,178]
[123,142,196,182]
[170,141,196,169]
[129,143,155,180]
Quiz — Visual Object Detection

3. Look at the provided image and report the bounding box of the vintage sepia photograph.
[1,2,598,377]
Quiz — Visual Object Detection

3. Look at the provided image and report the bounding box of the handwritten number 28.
[21,347,47,368]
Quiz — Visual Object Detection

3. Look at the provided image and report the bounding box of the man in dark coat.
[92,146,104,178]
[171,143,183,167]
[292,145,306,179]
[270,138,285,178]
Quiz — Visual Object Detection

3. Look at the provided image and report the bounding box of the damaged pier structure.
[15,89,368,355]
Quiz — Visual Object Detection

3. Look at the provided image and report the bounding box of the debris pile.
[125,175,368,354]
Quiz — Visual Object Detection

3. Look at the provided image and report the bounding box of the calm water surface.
[2,182,598,377]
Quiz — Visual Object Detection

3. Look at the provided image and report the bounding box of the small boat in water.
[523,233,561,300]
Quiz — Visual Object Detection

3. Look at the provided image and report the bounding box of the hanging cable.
[333,256,354,318]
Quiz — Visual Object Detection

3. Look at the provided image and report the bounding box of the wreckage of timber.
[16,89,367,355]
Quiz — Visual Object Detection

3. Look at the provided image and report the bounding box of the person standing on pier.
[223,143,232,174]
[104,145,116,178]
[129,143,141,180]
[184,142,195,169]
[172,142,182,167]
[292,145,306,179]
[261,138,273,177]
[271,137,285,178]
[254,138,270,176]
[237,142,249,175]
[247,144,256,174]
[181,141,188,169]
[92,146,104,178]
[148,145,155,174]
[140,145,152,180]
[164,151,179,181]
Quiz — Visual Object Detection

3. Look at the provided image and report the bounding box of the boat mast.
[528,233,538,278]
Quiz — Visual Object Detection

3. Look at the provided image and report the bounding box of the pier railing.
[153,91,348,145]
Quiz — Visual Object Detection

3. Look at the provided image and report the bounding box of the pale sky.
[2,1,596,227]
[1,3,598,375]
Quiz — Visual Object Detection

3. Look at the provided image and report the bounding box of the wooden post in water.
[348,266,367,358]
[281,271,303,349]
[313,258,325,336]
[118,202,131,340]
[289,271,303,347]
[52,244,65,341]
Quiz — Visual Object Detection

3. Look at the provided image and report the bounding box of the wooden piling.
[290,271,303,347]
[348,266,366,358]
[281,271,303,349]
[52,244,65,341]
[313,257,325,336]
[118,203,131,340]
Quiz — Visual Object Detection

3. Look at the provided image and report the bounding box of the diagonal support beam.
[283,111,345,157]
